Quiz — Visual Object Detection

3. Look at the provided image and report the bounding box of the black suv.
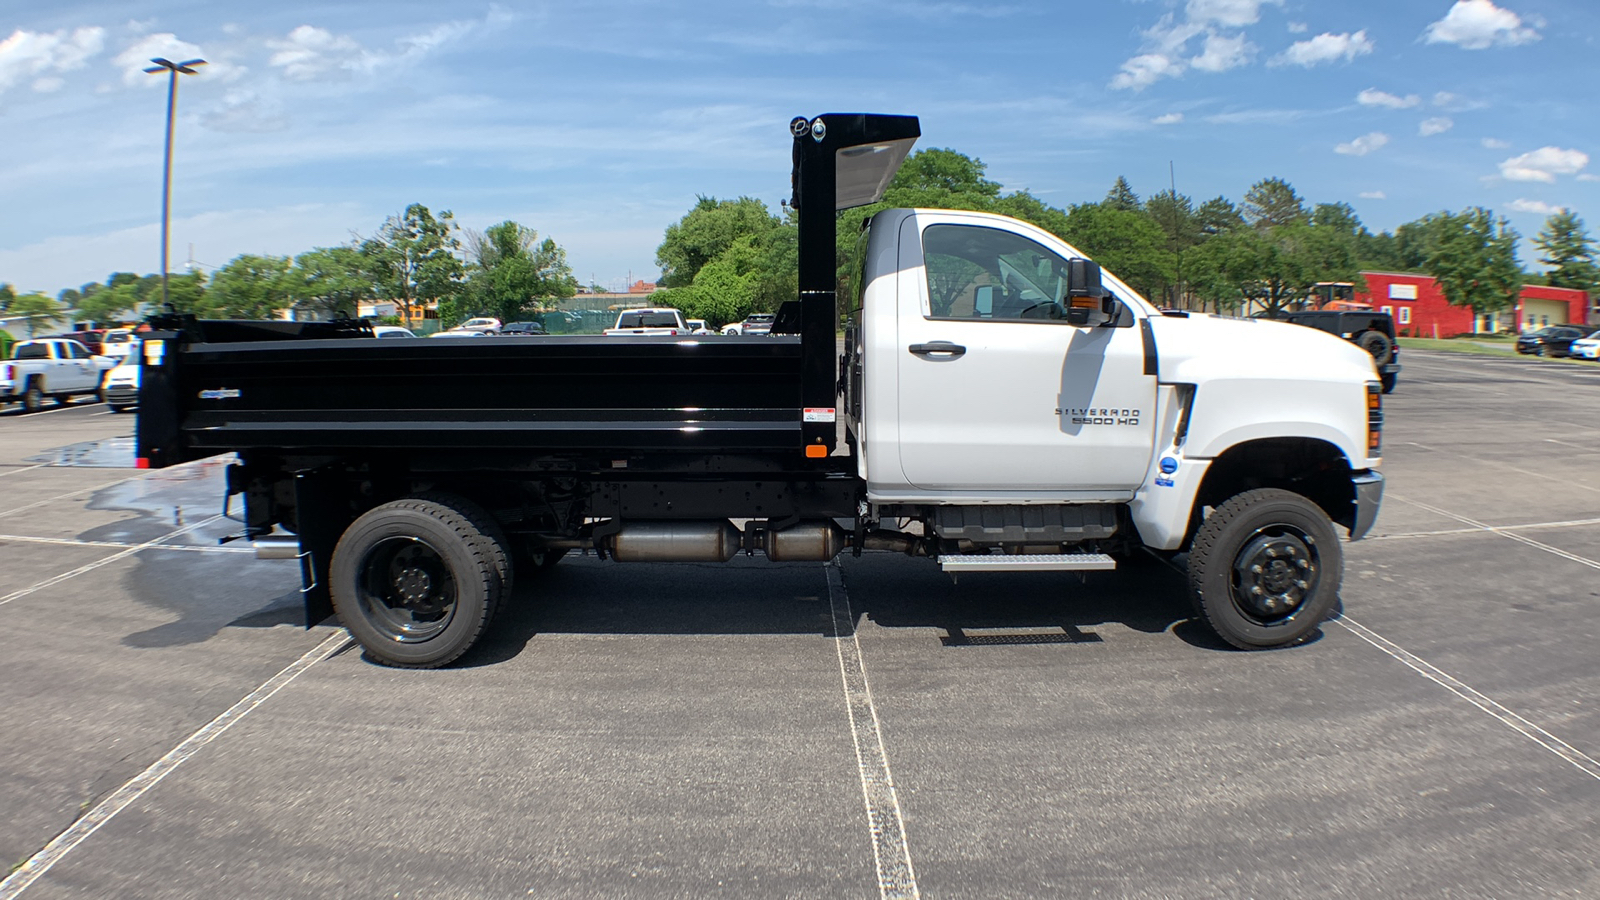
[1279,310,1401,393]
[1515,325,1586,357]
[500,321,548,336]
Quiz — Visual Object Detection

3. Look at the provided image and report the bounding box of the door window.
[922,224,1110,325]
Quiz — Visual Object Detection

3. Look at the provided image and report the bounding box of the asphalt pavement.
[0,350,1597,899]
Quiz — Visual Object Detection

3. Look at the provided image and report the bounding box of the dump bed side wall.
[138,333,809,467]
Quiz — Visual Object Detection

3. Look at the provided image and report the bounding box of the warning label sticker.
[803,408,837,423]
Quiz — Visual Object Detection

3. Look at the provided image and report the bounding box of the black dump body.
[136,317,816,469]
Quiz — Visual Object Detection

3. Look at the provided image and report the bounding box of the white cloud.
[1359,191,1387,199]
[0,26,106,94]
[1423,0,1539,49]
[1580,174,1600,183]
[1152,112,1184,125]
[267,25,374,81]
[1111,52,1185,91]
[1287,21,1308,33]
[266,19,477,82]
[1506,198,1561,215]
[1185,0,1281,27]
[32,76,63,93]
[201,90,289,133]
[1481,137,1510,149]
[1498,147,1589,182]
[1419,117,1453,136]
[1357,88,1419,109]
[1335,132,1390,156]
[1190,32,1254,71]
[1272,30,1373,67]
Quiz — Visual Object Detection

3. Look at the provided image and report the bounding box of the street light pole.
[143,57,205,309]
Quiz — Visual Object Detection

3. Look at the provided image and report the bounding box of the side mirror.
[1065,258,1102,300]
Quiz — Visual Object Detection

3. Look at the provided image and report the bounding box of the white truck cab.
[841,206,1383,648]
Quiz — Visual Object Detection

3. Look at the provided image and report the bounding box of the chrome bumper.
[1350,470,1384,541]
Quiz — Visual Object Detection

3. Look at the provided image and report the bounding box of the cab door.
[894,214,1157,495]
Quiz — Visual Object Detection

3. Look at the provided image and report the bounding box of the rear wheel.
[21,381,43,413]
[1380,372,1397,394]
[330,495,510,668]
[1355,330,1393,366]
[1187,489,1342,650]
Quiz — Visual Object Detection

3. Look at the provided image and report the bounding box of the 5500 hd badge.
[1055,407,1141,425]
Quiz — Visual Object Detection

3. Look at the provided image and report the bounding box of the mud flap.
[294,469,346,628]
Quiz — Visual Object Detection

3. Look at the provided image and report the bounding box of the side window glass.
[70,342,89,359]
[922,223,1115,325]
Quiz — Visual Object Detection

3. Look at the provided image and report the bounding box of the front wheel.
[330,495,509,668]
[1187,489,1342,649]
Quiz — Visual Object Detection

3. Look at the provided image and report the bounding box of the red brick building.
[1356,272,1591,338]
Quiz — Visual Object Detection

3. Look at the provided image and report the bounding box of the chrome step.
[938,553,1117,573]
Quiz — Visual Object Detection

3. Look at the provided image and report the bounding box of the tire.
[530,546,570,571]
[22,381,43,413]
[110,404,130,414]
[1380,372,1397,394]
[1355,330,1393,366]
[329,495,509,668]
[1187,488,1342,650]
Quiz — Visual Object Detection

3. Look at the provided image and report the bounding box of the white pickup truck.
[137,112,1384,666]
[2,338,116,412]
[603,307,689,336]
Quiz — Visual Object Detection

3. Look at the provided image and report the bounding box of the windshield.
[105,332,133,344]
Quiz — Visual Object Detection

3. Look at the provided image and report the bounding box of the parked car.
[500,321,548,335]
[102,354,140,412]
[604,308,689,336]
[99,328,138,361]
[51,329,107,355]
[722,313,777,336]
[428,330,489,338]
[1515,325,1588,357]
[1278,309,1402,393]
[453,317,503,334]
[685,319,711,335]
[2,337,116,411]
[1567,330,1600,360]
[372,325,416,338]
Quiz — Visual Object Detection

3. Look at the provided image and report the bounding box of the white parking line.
[0,473,139,520]
[1390,495,1600,571]
[0,463,49,479]
[1371,515,1600,542]
[1334,615,1600,782]
[0,515,223,608]
[0,631,352,899]
[0,532,254,554]
[826,563,920,900]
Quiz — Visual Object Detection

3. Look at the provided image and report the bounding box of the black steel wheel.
[22,381,43,413]
[330,496,507,668]
[1380,372,1397,394]
[1187,488,1342,649]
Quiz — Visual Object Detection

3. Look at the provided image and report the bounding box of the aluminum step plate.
[938,553,1117,572]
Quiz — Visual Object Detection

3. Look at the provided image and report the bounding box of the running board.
[938,553,1117,573]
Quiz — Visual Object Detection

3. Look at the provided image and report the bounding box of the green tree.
[360,204,465,327]
[1102,176,1142,212]
[8,292,64,336]
[453,222,578,326]
[1241,177,1309,230]
[655,196,782,289]
[1532,209,1599,292]
[72,282,139,324]
[285,246,375,319]
[164,270,208,314]
[0,283,14,312]
[1423,208,1522,330]
[1060,203,1173,302]
[206,254,293,318]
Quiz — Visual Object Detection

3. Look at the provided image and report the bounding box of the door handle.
[909,341,966,359]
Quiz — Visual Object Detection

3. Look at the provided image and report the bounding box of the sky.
[3,0,1598,296]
